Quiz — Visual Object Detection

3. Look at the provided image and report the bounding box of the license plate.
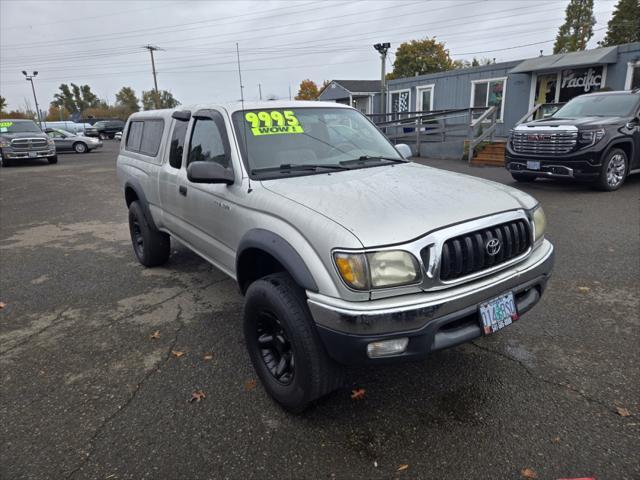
[527,160,540,170]
[479,291,519,335]
[29,152,37,158]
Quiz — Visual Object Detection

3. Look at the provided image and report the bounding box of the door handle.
[179,185,187,196]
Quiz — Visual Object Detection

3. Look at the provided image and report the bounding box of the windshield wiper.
[251,163,350,174]
[339,155,406,167]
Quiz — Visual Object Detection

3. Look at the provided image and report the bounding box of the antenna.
[236,42,252,193]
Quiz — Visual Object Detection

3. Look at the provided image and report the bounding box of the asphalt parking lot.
[1,141,638,480]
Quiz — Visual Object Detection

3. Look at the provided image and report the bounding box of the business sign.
[559,66,603,102]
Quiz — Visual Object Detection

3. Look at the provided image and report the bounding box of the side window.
[187,117,229,168]
[126,121,143,151]
[168,120,188,169]
[139,120,164,156]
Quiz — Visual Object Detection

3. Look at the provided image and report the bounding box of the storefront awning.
[510,46,619,74]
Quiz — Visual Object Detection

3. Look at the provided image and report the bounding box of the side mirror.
[172,110,191,121]
[395,143,412,159]
[187,161,234,185]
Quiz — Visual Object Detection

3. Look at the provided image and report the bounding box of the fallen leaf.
[351,388,366,400]
[551,436,561,444]
[189,390,206,403]
[203,353,214,361]
[0,302,6,309]
[244,379,257,391]
[171,350,185,358]
[149,330,160,340]
[397,464,409,472]
[616,406,631,417]
[520,467,537,478]
[577,286,591,293]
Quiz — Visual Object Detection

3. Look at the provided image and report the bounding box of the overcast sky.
[0,0,618,111]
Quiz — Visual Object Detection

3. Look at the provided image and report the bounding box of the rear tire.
[48,155,58,164]
[243,272,344,412]
[595,148,627,191]
[73,142,87,153]
[511,172,536,182]
[127,201,170,267]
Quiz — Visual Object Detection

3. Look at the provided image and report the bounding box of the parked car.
[0,119,57,167]
[92,120,126,140]
[117,102,554,411]
[45,128,103,153]
[41,121,92,135]
[506,89,640,191]
[114,131,122,141]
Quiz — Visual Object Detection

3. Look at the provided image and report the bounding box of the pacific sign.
[561,67,603,93]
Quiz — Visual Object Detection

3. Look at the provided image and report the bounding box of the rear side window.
[125,119,164,157]
[169,119,188,169]
[187,117,229,167]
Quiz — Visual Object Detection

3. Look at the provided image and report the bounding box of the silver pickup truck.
[0,119,57,167]
[117,101,554,411]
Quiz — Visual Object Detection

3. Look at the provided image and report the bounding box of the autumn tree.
[387,38,454,80]
[141,90,180,110]
[295,79,320,100]
[553,0,596,54]
[115,86,140,115]
[45,104,70,121]
[455,57,494,69]
[599,0,640,47]
[52,83,101,115]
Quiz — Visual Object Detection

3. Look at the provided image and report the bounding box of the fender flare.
[124,179,159,231]
[236,229,318,292]
[604,139,635,164]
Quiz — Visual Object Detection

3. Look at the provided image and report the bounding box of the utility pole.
[288,85,292,100]
[22,70,42,127]
[144,45,162,109]
[258,83,263,101]
[373,43,390,118]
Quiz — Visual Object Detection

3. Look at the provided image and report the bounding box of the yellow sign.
[245,110,304,136]
[0,121,14,128]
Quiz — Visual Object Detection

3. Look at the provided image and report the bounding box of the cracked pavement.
[1,142,638,479]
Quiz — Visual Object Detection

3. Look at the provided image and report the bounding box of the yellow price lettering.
[257,111,272,128]
[284,111,299,126]
[245,112,259,128]
[270,111,285,127]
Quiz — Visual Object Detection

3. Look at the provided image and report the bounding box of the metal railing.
[369,106,499,163]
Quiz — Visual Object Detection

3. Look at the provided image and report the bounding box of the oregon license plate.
[527,160,540,170]
[479,291,519,335]
[29,151,37,158]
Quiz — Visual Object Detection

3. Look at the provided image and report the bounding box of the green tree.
[115,87,140,115]
[387,38,454,80]
[599,0,640,47]
[295,79,320,100]
[454,57,494,69]
[52,83,101,114]
[0,96,7,114]
[141,90,180,110]
[553,0,596,54]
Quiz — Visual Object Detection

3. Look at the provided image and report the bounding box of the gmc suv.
[506,90,640,191]
[0,119,57,167]
[117,102,554,411]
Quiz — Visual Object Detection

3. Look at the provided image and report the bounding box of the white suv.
[117,101,554,411]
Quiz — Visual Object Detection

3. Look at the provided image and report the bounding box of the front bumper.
[0,147,56,159]
[308,239,554,365]
[505,146,603,180]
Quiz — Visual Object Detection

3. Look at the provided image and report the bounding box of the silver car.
[45,128,103,153]
[117,102,554,412]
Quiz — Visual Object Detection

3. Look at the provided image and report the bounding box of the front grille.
[10,138,48,150]
[437,219,531,281]
[511,131,577,155]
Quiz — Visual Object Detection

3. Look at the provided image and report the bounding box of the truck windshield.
[553,94,638,118]
[232,107,403,178]
[0,120,41,133]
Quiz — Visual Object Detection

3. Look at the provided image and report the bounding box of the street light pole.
[373,43,390,119]
[22,70,42,127]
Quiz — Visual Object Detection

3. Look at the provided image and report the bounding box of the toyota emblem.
[485,238,501,256]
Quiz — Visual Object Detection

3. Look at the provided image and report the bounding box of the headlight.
[531,206,546,244]
[578,128,605,146]
[0,140,9,148]
[334,250,421,290]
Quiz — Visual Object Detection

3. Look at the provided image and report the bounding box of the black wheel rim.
[132,216,144,258]
[255,310,295,385]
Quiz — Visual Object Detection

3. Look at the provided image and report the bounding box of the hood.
[261,163,536,247]
[525,116,626,128]
[0,131,48,140]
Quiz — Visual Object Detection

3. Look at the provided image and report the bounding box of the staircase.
[468,140,506,167]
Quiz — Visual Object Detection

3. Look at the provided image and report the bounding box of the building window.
[389,89,410,119]
[416,85,434,112]
[626,61,640,90]
[470,77,506,121]
[559,66,603,102]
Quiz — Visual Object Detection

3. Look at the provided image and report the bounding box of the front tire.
[48,155,58,164]
[243,272,344,412]
[511,172,536,182]
[73,142,87,153]
[127,201,170,267]
[596,148,628,191]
